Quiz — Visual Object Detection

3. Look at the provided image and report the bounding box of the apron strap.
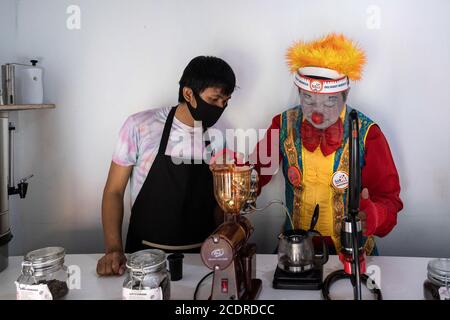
[142,240,202,251]
[158,107,177,155]
[158,106,213,156]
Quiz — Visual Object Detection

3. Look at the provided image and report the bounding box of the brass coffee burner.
[201,165,262,300]
[212,165,252,214]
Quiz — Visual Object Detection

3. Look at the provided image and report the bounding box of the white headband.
[294,67,349,94]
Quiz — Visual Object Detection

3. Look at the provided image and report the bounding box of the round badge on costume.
[331,171,349,189]
[287,166,302,188]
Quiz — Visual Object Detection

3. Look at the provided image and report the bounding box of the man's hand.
[96,251,127,276]
[357,188,370,234]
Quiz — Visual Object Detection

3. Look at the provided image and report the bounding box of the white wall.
[2,0,449,257]
[0,0,17,63]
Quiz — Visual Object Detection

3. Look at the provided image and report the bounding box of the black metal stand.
[348,110,362,300]
[322,110,369,300]
[322,270,383,300]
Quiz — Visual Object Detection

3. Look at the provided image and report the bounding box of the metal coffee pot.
[277,205,329,273]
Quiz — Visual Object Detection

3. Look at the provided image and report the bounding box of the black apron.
[125,107,217,253]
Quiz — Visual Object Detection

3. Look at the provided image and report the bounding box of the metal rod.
[8,122,14,188]
[350,211,362,299]
[0,112,10,237]
[348,110,362,300]
[6,64,15,105]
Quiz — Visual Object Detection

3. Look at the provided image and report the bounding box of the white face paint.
[299,88,348,129]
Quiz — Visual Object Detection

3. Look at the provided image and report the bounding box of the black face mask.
[186,91,226,128]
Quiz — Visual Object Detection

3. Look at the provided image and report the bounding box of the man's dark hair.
[178,56,236,103]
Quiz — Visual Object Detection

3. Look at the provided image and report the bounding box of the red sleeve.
[360,125,403,237]
[250,114,283,192]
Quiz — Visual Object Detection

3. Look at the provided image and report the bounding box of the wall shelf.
[0,104,56,111]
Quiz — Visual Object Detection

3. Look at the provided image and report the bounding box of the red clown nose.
[311,112,324,125]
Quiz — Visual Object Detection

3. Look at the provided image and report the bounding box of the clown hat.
[286,33,366,94]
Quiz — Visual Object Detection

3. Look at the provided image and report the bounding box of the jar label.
[15,281,53,300]
[439,286,450,300]
[122,287,163,300]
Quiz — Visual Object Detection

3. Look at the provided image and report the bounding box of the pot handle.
[309,230,329,267]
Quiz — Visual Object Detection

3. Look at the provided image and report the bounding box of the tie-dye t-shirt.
[112,106,219,205]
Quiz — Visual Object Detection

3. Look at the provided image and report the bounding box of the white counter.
[0,254,430,300]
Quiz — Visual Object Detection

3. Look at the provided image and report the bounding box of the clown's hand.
[358,188,377,236]
[209,148,245,171]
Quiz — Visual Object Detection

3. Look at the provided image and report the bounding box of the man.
[97,56,235,276]
[253,34,403,255]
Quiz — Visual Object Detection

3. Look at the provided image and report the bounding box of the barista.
[97,56,236,276]
[252,34,403,255]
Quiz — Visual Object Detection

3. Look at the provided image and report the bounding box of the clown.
[254,33,403,255]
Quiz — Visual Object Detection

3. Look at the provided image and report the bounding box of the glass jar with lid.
[15,247,69,300]
[122,249,170,300]
[423,258,450,300]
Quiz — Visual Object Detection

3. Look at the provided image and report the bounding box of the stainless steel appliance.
[273,204,329,290]
[0,59,50,272]
[1,64,15,105]
[1,60,44,106]
[0,112,12,271]
[0,112,33,272]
